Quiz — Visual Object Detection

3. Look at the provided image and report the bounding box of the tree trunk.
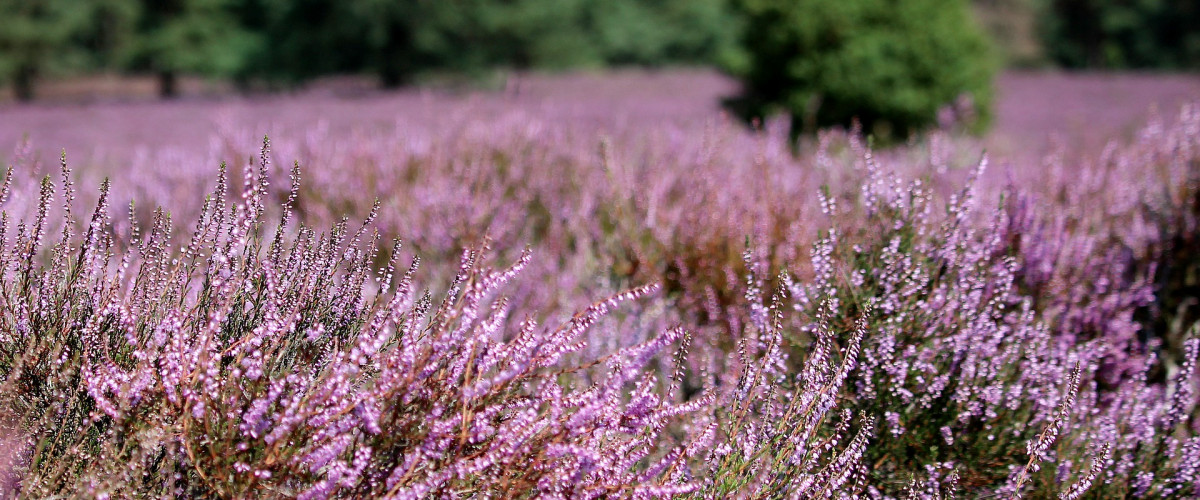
[378,22,412,89]
[379,61,405,89]
[13,64,35,102]
[158,70,178,99]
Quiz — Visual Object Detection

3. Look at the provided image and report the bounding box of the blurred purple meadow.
[0,71,1198,498]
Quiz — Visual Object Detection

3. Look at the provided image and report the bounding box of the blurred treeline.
[977,0,1200,69]
[1,0,1198,101]
[0,0,739,100]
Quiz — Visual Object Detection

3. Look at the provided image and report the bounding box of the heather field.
[0,70,1199,498]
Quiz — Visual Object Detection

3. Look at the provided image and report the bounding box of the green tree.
[351,0,421,87]
[350,0,601,85]
[1042,0,1200,69]
[0,0,88,101]
[587,0,740,66]
[72,0,140,73]
[127,0,259,98]
[725,0,996,143]
[245,0,369,86]
[244,0,741,90]
[972,0,1046,66]
[482,0,602,71]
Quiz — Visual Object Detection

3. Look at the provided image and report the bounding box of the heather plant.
[3,94,1200,498]
[0,139,887,498]
[786,156,1108,496]
[696,259,878,497]
[3,144,663,497]
[770,118,1200,496]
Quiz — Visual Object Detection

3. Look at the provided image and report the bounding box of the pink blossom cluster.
[0,101,1198,497]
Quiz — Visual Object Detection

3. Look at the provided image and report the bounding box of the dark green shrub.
[724,0,997,142]
[1041,0,1200,70]
[0,0,89,101]
[243,0,740,89]
[125,0,261,98]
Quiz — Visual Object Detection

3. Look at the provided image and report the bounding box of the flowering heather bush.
[1,100,1200,497]
[0,140,881,498]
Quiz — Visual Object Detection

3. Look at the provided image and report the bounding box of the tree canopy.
[724,0,997,142]
[3,0,1198,104]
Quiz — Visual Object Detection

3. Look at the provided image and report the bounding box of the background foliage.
[0,0,741,96]
[1041,0,1200,70]
[722,0,996,141]
[2,0,1195,93]
[2,0,1198,139]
